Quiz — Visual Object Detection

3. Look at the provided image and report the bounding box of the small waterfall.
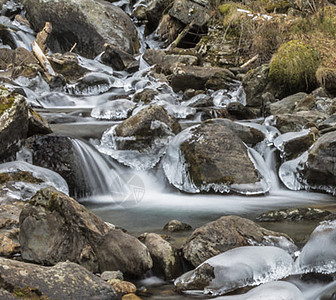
[71,138,127,199]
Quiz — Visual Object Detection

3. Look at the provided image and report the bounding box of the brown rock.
[107,279,136,296]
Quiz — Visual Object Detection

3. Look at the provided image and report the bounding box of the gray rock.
[143,49,198,73]
[256,207,332,222]
[270,92,308,115]
[114,105,181,150]
[101,270,124,281]
[300,131,336,192]
[169,0,210,27]
[23,135,88,196]
[0,87,28,161]
[177,120,261,192]
[19,187,153,276]
[171,65,235,92]
[0,201,24,257]
[22,0,139,57]
[0,258,118,299]
[163,219,192,232]
[139,232,182,280]
[242,64,270,108]
[273,111,327,133]
[182,215,296,267]
[27,108,52,136]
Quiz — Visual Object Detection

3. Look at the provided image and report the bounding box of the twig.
[69,42,77,53]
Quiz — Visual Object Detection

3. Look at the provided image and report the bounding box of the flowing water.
[1,1,336,299]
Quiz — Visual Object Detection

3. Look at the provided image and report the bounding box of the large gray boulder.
[182,215,296,267]
[19,187,153,276]
[21,0,139,57]
[163,120,267,194]
[0,258,118,299]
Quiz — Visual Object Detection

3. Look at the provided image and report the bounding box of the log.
[36,22,52,53]
[240,54,259,69]
[169,20,196,49]
[31,41,55,80]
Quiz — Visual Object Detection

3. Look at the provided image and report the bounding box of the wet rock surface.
[0,257,119,299]
[182,215,296,267]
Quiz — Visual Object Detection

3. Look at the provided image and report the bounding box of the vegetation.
[269,40,319,91]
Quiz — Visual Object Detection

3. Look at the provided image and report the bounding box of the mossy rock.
[316,67,336,96]
[261,0,291,13]
[0,171,43,185]
[269,40,319,92]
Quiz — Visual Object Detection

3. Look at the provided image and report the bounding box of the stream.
[1,1,336,299]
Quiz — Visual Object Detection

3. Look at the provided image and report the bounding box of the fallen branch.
[169,20,196,50]
[32,41,55,80]
[240,54,259,69]
[69,42,77,53]
[36,22,52,54]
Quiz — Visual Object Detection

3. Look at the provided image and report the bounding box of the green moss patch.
[0,171,43,185]
[269,40,319,91]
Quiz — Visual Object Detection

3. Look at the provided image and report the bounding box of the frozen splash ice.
[0,161,69,202]
[91,99,136,120]
[295,220,336,275]
[98,123,174,170]
[213,281,305,300]
[175,246,294,296]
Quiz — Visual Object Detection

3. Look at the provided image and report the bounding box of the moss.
[0,171,43,184]
[0,94,14,116]
[13,286,49,299]
[269,40,319,91]
[261,0,290,13]
[219,3,231,15]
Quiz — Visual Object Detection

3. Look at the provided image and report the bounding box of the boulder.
[19,187,153,276]
[156,14,183,44]
[273,127,319,160]
[182,215,296,267]
[226,102,257,120]
[48,52,89,82]
[23,135,88,196]
[97,229,153,276]
[101,270,124,281]
[211,119,264,146]
[22,0,140,57]
[0,258,119,299]
[0,87,28,161]
[132,0,173,33]
[139,232,182,280]
[242,64,270,108]
[170,65,235,92]
[300,131,336,192]
[107,279,136,297]
[175,246,294,294]
[163,219,192,232]
[163,120,267,194]
[114,105,181,150]
[269,92,308,115]
[101,44,136,71]
[27,108,52,136]
[256,207,332,222]
[273,111,327,133]
[143,49,198,73]
[169,0,211,27]
[0,202,24,257]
